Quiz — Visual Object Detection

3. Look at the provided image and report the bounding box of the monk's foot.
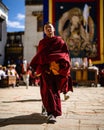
[41,105,47,117]
[41,111,47,117]
[47,114,56,124]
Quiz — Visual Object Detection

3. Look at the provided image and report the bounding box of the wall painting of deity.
[43,0,104,64]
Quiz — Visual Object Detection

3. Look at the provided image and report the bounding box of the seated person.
[0,65,7,80]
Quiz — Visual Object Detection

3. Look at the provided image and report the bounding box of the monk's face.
[44,24,55,37]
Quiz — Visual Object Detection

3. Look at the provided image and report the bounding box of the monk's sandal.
[47,114,56,124]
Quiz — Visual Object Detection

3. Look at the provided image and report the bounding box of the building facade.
[24,0,43,63]
[0,0,8,65]
[4,32,24,65]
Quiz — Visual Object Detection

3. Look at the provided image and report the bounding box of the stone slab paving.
[0,86,104,130]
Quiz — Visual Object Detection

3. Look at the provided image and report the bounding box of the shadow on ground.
[0,113,47,127]
[2,99,42,103]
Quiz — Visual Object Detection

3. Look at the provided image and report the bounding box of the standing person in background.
[22,59,29,89]
[29,71,40,86]
[30,22,73,123]
[15,56,23,79]
[7,64,19,87]
[22,59,28,74]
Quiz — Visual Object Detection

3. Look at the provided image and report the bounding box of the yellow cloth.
[50,61,60,75]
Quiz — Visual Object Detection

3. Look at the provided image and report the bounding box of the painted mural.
[43,0,104,64]
[55,0,99,59]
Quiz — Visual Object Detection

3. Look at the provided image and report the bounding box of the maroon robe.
[30,36,73,117]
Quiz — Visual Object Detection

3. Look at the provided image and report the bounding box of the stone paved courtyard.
[0,86,104,130]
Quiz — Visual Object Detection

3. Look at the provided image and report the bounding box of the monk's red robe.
[30,36,73,117]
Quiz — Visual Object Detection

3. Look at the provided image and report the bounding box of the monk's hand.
[34,72,41,77]
[36,73,41,77]
[50,61,59,75]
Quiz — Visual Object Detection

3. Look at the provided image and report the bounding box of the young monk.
[30,22,73,123]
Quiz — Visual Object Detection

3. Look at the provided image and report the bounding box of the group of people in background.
[0,64,19,87]
[0,59,40,88]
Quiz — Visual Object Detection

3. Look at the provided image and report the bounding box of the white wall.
[24,5,43,63]
[0,3,8,65]
[0,20,7,65]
